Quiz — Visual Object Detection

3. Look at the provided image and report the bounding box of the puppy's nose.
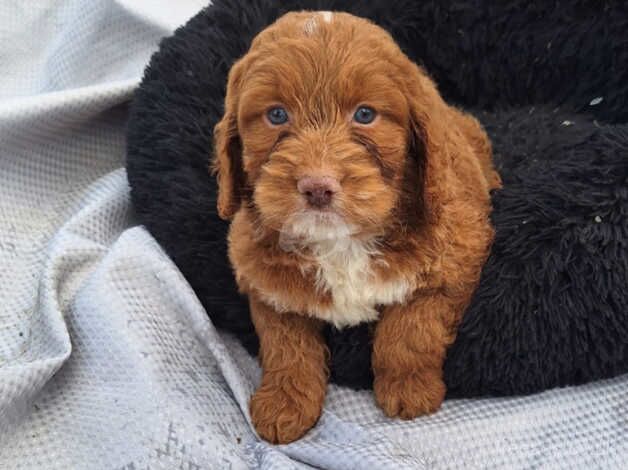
[297,176,340,208]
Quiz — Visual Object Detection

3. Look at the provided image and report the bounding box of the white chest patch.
[307,238,413,328]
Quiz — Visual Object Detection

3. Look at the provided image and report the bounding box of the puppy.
[213,11,501,444]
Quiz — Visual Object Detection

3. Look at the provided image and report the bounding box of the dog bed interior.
[126,0,628,397]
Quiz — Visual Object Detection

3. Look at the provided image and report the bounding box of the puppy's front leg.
[248,293,328,444]
[373,293,461,419]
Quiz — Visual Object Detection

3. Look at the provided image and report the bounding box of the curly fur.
[211,11,500,441]
[126,0,628,412]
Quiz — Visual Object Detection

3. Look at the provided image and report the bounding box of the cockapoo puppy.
[213,10,501,444]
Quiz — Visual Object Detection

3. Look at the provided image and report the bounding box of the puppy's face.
[214,12,452,243]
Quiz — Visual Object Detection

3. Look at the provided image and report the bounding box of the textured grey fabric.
[0,1,627,469]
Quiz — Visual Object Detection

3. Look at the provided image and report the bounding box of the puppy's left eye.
[353,106,376,124]
[267,107,289,125]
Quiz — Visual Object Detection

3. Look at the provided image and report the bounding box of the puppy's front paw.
[374,371,445,419]
[250,379,324,444]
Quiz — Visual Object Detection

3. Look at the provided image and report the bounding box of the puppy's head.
[213,11,460,243]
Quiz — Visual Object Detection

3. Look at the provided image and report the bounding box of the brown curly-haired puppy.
[213,11,501,444]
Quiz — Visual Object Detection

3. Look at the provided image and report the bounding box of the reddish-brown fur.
[213,11,501,444]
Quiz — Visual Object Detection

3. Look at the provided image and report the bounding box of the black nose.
[297,176,340,208]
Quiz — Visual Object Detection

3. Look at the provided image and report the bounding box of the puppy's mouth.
[277,208,358,253]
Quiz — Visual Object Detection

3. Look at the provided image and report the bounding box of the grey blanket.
[1,1,626,468]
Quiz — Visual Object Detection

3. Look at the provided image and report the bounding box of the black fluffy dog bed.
[126,0,628,397]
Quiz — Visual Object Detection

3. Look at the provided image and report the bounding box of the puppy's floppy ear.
[403,63,476,223]
[212,59,247,220]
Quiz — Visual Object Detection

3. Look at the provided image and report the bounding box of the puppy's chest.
[306,240,413,327]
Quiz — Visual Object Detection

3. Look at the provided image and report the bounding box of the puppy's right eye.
[353,106,376,125]
[267,107,289,125]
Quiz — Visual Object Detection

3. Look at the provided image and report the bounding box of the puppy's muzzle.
[297,176,340,209]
